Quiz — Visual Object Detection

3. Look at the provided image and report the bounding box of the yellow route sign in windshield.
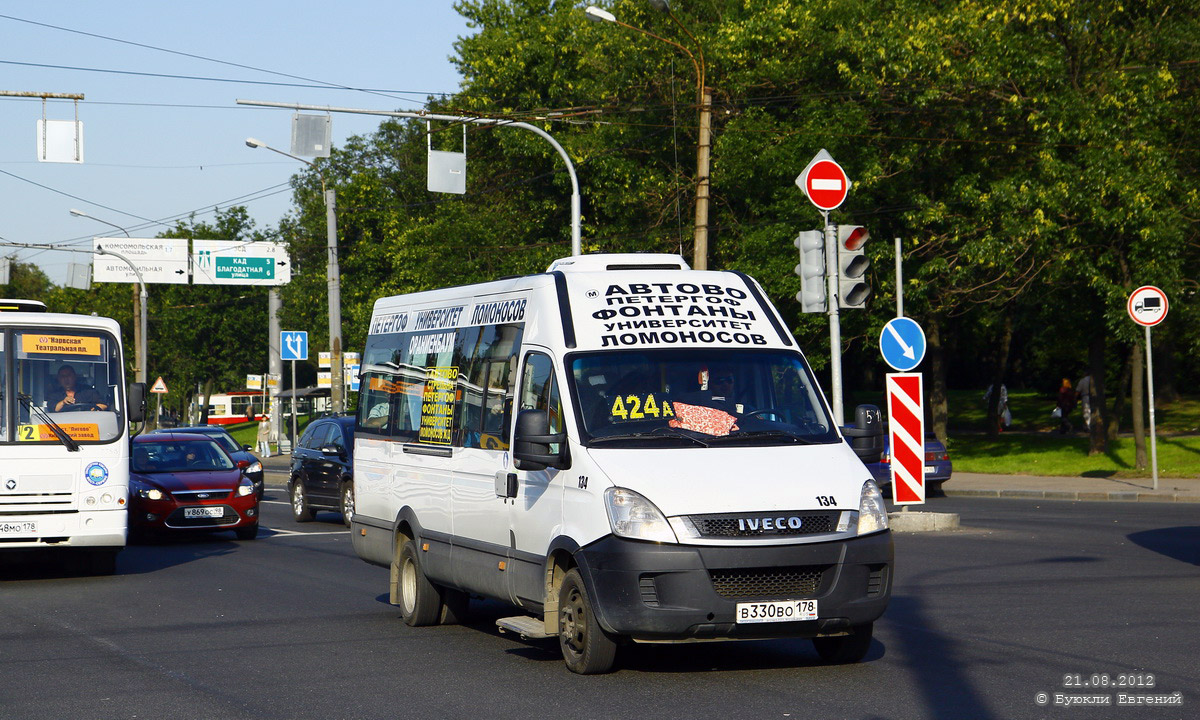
[18,423,102,442]
[21,334,102,356]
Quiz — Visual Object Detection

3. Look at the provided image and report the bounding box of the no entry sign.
[796,151,851,211]
[886,372,925,505]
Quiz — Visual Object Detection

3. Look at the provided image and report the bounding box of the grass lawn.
[849,389,1200,477]
[948,433,1200,478]
[945,390,1200,477]
[225,415,319,450]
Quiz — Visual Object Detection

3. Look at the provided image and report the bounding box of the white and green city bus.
[0,300,145,574]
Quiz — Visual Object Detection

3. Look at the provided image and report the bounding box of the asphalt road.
[1,496,1196,720]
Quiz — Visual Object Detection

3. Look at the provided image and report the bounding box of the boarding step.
[496,615,554,640]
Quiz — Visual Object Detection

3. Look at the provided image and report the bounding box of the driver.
[684,365,747,415]
[50,365,108,412]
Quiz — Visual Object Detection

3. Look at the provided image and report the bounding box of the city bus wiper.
[16,393,81,452]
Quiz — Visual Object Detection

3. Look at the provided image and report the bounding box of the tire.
[558,568,618,674]
[290,480,316,522]
[340,481,355,528]
[812,623,874,664]
[235,523,259,541]
[395,538,443,627]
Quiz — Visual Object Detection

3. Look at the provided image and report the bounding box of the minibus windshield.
[569,349,839,447]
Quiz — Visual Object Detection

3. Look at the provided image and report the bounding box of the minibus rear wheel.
[558,568,618,674]
[812,623,874,664]
[398,538,443,626]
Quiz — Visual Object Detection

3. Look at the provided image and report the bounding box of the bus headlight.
[856,480,889,535]
[604,488,677,543]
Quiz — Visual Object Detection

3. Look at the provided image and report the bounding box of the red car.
[129,433,260,540]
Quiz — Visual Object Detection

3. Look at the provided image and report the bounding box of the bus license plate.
[736,599,817,624]
[0,521,37,535]
[184,507,224,519]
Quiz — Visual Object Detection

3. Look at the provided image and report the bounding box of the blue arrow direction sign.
[281,331,308,361]
[880,317,926,372]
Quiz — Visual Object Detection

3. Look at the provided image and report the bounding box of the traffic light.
[836,225,871,309]
[793,229,826,313]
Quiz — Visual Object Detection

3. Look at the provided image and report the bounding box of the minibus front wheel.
[558,568,618,674]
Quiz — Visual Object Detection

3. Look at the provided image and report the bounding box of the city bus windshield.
[569,348,839,448]
[5,329,124,444]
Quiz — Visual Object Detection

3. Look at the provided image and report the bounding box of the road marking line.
[265,528,351,537]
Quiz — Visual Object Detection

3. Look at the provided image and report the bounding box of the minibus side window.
[449,324,522,450]
[519,353,563,452]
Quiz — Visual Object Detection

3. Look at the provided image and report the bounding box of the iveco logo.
[4,479,15,491]
[738,516,803,532]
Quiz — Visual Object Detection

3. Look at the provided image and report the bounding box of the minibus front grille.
[685,511,838,538]
[709,566,827,600]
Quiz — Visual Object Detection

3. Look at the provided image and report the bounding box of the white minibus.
[351,254,891,673]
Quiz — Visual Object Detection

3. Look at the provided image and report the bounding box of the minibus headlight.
[856,480,889,535]
[604,488,677,543]
[236,478,256,497]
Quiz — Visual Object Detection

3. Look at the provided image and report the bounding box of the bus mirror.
[513,409,569,471]
[128,382,147,423]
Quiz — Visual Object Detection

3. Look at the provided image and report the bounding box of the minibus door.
[507,351,567,608]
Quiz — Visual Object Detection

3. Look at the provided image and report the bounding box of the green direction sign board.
[192,239,291,286]
[216,256,275,280]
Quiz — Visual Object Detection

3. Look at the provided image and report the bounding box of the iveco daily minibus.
[351,253,891,673]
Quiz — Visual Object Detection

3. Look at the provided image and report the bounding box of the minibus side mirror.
[843,404,884,464]
[127,382,147,423]
[513,409,569,471]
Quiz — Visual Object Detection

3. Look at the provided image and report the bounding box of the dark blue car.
[864,434,952,495]
[288,415,356,526]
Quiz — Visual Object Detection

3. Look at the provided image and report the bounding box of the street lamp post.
[245,138,344,414]
[586,3,711,270]
[69,209,148,387]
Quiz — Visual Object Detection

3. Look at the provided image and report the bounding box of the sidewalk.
[259,450,1199,503]
[943,472,1200,503]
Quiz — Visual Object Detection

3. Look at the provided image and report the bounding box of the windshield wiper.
[588,428,710,448]
[16,393,81,452]
[707,429,820,446]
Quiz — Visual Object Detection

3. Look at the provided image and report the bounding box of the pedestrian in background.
[1055,378,1075,434]
[256,416,271,457]
[984,383,1012,431]
[1076,374,1095,432]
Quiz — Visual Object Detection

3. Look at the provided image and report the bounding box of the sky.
[0,1,471,284]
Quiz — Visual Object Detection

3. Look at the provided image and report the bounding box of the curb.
[888,511,960,532]
[944,489,1200,504]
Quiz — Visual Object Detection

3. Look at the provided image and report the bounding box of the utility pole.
[268,289,282,451]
